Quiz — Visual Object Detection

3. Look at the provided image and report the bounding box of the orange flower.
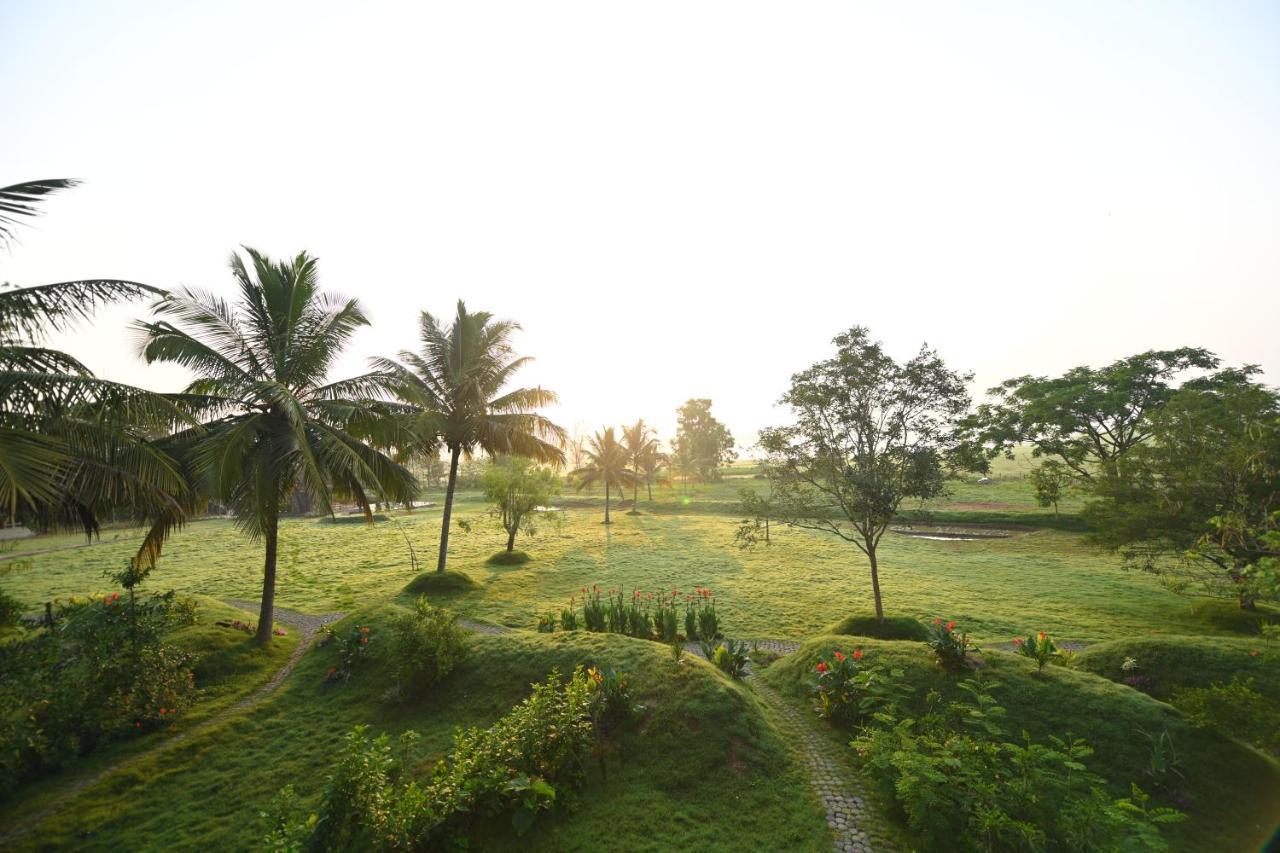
[947,620,956,631]
[933,618,942,626]
[1249,649,1259,657]
[1037,631,1046,642]
[1013,637,1023,646]
[815,661,829,673]
[833,651,845,661]
[853,649,864,661]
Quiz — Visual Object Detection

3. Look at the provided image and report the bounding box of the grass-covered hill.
[762,634,1280,853]
[14,608,828,851]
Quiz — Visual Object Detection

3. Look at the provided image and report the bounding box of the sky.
[3,1,1278,451]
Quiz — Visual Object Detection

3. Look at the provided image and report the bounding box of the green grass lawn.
[2,464,1277,851]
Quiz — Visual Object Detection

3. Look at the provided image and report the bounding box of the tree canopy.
[673,398,736,482]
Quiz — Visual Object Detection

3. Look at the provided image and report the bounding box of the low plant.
[1172,675,1280,759]
[587,666,643,732]
[559,601,578,631]
[537,612,557,633]
[926,618,976,672]
[1013,630,1058,672]
[581,585,606,632]
[322,623,374,683]
[701,637,748,678]
[810,648,909,724]
[385,597,467,700]
[670,640,684,664]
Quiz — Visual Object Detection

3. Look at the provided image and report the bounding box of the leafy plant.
[810,648,908,724]
[701,638,749,678]
[587,666,642,732]
[1013,630,1059,672]
[926,618,976,672]
[322,624,374,683]
[558,602,578,631]
[1172,676,1280,758]
[385,597,467,699]
[537,612,557,633]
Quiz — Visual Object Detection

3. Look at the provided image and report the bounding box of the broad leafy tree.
[674,399,736,482]
[1084,369,1279,608]
[137,248,417,643]
[621,419,657,511]
[571,427,638,524]
[962,348,1220,482]
[758,327,972,621]
[482,456,560,553]
[376,302,565,572]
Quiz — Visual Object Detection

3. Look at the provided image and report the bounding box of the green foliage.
[321,623,374,683]
[486,549,531,565]
[1172,676,1280,759]
[701,638,749,678]
[674,399,736,482]
[1029,460,1071,517]
[1188,598,1280,635]
[851,675,1185,851]
[278,668,598,849]
[925,617,976,671]
[537,611,557,633]
[385,597,467,700]
[0,586,197,792]
[482,456,561,553]
[1013,630,1059,672]
[586,666,642,732]
[810,647,907,723]
[570,427,639,523]
[758,326,973,620]
[825,614,929,641]
[0,586,22,627]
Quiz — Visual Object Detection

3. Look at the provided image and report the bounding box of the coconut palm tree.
[1,177,195,567]
[571,427,639,524]
[621,419,657,512]
[374,301,565,573]
[637,442,671,502]
[136,248,417,643]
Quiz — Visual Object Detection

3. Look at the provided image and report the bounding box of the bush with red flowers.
[810,648,908,723]
[926,618,977,672]
[1014,630,1059,673]
[321,623,375,683]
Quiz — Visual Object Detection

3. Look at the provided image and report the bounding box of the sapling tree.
[735,483,775,548]
[482,456,560,553]
[758,327,972,621]
[1028,460,1071,518]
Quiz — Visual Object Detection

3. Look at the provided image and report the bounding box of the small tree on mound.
[758,327,972,622]
[482,456,560,553]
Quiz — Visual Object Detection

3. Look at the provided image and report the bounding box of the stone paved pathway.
[0,603,344,846]
[686,639,895,852]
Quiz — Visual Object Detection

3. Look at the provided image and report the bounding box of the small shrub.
[1013,630,1058,672]
[1172,676,1280,758]
[558,603,578,631]
[322,624,374,683]
[581,586,606,632]
[701,638,748,678]
[536,612,557,633]
[385,598,467,699]
[0,588,24,627]
[810,648,908,724]
[925,618,976,672]
[587,666,642,732]
[670,640,684,664]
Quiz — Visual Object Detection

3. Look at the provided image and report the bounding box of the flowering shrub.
[587,666,643,732]
[686,587,719,640]
[0,573,197,793]
[572,584,725,642]
[277,667,601,848]
[385,597,467,700]
[1013,630,1058,672]
[536,612,557,633]
[559,601,578,631]
[322,623,374,683]
[581,585,606,631]
[809,648,909,724]
[926,618,976,671]
[653,590,680,642]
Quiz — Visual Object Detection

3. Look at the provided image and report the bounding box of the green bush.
[701,638,749,678]
[1189,599,1279,635]
[852,674,1185,851]
[0,587,24,627]
[486,550,531,566]
[825,614,929,641]
[278,667,598,849]
[1172,676,1280,759]
[0,589,197,793]
[385,597,467,700]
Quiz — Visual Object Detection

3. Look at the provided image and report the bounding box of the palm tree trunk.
[633,480,639,511]
[646,476,652,501]
[604,481,611,524]
[437,445,461,573]
[254,511,279,645]
[868,545,885,622]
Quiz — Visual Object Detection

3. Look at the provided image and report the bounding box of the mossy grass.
[764,635,1280,853]
[401,570,479,598]
[1075,634,1279,702]
[1187,599,1280,635]
[823,613,929,641]
[484,549,531,566]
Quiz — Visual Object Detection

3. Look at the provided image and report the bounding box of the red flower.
[947,621,956,632]
[933,618,942,626]
[853,649,864,660]
[1249,649,1259,657]
[1037,631,1046,642]
[1013,637,1023,646]
[833,651,845,661]
[815,661,829,673]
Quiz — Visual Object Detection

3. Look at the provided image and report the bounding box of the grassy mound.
[315,513,391,524]
[1075,635,1278,702]
[823,613,928,641]
[401,569,479,597]
[1188,599,1280,635]
[25,608,828,850]
[764,634,1280,853]
[485,549,531,566]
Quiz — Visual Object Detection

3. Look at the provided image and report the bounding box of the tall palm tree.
[375,301,565,573]
[1,177,194,567]
[621,419,657,512]
[571,427,639,524]
[136,248,417,643]
[637,443,671,502]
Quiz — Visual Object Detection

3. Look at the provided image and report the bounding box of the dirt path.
[0,604,344,846]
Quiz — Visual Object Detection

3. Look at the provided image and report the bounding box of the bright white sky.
[3,1,1278,450]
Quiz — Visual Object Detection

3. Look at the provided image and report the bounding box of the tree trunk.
[604,481,611,524]
[646,477,653,501]
[436,445,461,573]
[506,526,517,552]
[868,546,885,622]
[633,481,639,511]
[255,511,279,645]
[765,516,770,544]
